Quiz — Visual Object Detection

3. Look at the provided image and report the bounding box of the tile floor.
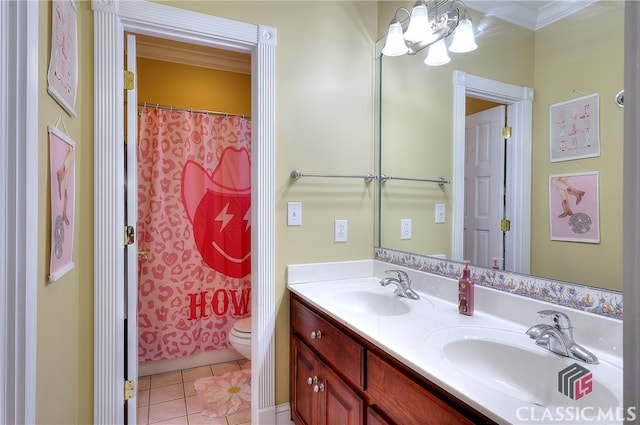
[137,359,252,425]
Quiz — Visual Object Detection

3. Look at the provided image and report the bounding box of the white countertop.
[287,260,624,425]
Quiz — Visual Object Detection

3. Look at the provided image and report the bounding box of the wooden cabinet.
[290,298,364,425]
[290,293,496,425]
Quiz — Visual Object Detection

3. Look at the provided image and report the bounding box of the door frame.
[453,71,533,274]
[91,1,276,423]
[1,0,39,423]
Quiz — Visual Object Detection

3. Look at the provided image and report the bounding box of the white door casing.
[464,105,505,268]
[92,1,276,424]
[125,33,139,424]
[453,71,533,275]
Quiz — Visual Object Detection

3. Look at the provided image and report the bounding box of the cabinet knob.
[310,330,322,340]
[306,376,318,385]
[313,383,325,393]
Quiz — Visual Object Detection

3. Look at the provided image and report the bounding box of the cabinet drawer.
[291,297,364,389]
[367,351,475,425]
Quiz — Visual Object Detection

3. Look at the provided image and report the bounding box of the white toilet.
[229,317,252,359]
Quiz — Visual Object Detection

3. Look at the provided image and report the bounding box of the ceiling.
[464,0,597,31]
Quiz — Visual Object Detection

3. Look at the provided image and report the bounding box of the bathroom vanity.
[288,260,623,425]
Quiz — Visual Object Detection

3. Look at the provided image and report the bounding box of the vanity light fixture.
[381,0,478,65]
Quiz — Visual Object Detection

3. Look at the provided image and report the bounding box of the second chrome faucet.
[526,310,599,364]
[380,270,420,300]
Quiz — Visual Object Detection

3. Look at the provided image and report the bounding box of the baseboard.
[275,403,293,424]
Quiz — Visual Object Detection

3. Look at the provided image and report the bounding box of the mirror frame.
[452,71,533,273]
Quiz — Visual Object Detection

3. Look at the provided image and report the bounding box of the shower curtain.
[137,107,252,361]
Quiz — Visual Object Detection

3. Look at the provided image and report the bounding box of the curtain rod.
[137,102,250,119]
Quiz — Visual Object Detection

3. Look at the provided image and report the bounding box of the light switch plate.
[288,202,302,226]
[401,218,412,240]
[435,204,446,223]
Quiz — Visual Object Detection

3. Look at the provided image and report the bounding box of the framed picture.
[49,125,76,281]
[47,0,78,117]
[549,93,600,162]
[549,172,599,243]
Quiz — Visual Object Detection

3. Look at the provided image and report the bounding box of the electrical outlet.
[435,204,446,223]
[287,202,302,226]
[334,219,347,242]
[400,218,412,240]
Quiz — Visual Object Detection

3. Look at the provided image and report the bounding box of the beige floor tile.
[151,370,183,388]
[138,388,150,407]
[137,405,149,425]
[184,380,198,398]
[237,359,251,370]
[182,366,213,383]
[211,361,240,376]
[150,383,185,405]
[226,409,251,425]
[185,395,201,415]
[153,415,189,425]
[148,398,187,424]
[186,412,228,425]
[139,375,151,391]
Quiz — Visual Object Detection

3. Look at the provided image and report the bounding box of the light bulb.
[404,1,431,43]
[449,15,478,53]
[424,38,451,66]
[382,20,409,57]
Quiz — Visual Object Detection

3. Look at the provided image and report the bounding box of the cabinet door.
[292,338,319,425]
[367,407,393,425]
[320,363,363,425]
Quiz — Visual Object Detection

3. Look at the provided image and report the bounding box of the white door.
[464,105,505,268]
[125,33,139,425]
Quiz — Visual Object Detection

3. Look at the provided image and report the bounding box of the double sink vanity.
[287,259,623,424]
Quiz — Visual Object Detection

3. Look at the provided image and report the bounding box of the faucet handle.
[537,310,572,329]
[385,269,409,282]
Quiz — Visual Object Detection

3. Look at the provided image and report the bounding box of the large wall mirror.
[375,1,624,292]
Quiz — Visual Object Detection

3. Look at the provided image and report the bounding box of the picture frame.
[549,171,599,243]
[549,93,600,162]
[49,125,76,281]
[47,0,78,117]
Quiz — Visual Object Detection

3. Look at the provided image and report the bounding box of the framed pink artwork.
[549,93,600,162]
[49,125,76,281]
[47,0,78,117]
[549,172,599,243]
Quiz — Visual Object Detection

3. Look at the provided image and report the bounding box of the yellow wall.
[36,1,377,422]
[37,1,94,423]
[137,57,251,114]
[531,2,624,287]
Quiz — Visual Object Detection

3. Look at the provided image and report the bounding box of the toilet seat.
[230,317,251,340]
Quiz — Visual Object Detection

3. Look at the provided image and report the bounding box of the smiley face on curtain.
[182,147,251,278]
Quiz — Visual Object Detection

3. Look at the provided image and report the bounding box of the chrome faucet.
[380,270,420,300]
[526,310,599,364]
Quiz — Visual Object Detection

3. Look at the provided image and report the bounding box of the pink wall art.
[549,172,600,243]
[48,125,76,281]
[549,93,600,162]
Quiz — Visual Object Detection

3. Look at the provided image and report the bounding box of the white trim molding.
[91,1,276,423]
[623,1,640,419]
[0,0,39,423]
[453,71,533,274]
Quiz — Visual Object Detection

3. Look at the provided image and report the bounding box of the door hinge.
[502,126,512,139]
[124,380,135,401]
[124,70,135,90]
[125,225,135,245]
[501,219,511,232]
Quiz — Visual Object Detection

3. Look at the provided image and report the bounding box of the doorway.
[452,71,533,275]
[464,101,507,269]
[93,2,276,424]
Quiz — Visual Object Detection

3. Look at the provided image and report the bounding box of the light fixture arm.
[405,4,460,55]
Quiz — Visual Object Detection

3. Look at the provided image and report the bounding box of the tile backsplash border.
[375,248,623,320]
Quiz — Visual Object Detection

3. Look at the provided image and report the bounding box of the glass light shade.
[448,16,478,53]
[424,38,451,66]
[403,1,431,43]
[382,20,409,56]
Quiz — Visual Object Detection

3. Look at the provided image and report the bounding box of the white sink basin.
[321,283,432,316]
[424,326,622,417]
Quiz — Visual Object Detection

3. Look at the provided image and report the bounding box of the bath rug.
[194,369,251,419]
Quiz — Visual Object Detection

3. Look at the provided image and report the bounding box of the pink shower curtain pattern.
[137,107,251,361]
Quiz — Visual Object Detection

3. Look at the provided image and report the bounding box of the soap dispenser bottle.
[458,260,474,316]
